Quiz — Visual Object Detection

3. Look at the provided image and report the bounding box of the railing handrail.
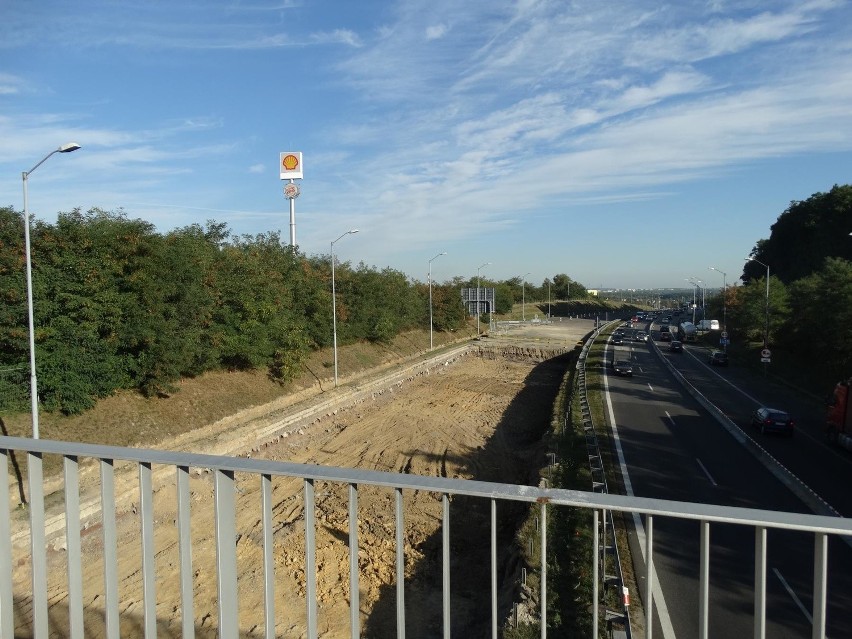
[4,435,851,536]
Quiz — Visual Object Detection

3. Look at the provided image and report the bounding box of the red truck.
[827,378,852,451]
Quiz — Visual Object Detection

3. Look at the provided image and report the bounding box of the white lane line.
[648,383,655,393]
[604,366,677,639]
[772,567,824,634]
[696,458,718,487]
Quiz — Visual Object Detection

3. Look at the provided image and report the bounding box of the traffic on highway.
[603,312,852,638]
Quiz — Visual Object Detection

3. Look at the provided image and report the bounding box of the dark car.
[613,360,633,376]
[708,350,728,366]
[751,406,794,436]
[660,332,672,342]
[611,335,624,345]
[669,340,683,352]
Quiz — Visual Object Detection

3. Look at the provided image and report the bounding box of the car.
[611,335,623,345]
[708,350,728,366]
[751,406,794,436]
[669,340,683,352]
[635,332,648,342]
[660,332,672,342]
[613,360,633,376]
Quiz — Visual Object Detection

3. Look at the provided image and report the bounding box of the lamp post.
[22,142,81,439]
[331,229,359,387]
[428,251,446,351]
[521,272,531,322]
[685,278,698,324]
[475,262,490,336]
[745,257,770,348]
[708,267,727,350]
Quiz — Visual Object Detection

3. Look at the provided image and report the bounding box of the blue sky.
[2,1,851,290]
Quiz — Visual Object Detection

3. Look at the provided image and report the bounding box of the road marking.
[772,567,827,635]
[648,383,655,393]
[604,367,677,639]
[696,458,718,486]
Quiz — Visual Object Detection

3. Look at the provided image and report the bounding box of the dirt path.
[10,321,593,638]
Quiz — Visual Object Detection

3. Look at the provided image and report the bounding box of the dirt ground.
[8,319,595,638]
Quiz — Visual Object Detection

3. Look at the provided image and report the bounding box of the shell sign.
[279,152,303,180]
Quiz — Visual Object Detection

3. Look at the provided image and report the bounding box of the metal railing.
[3,435,852,639]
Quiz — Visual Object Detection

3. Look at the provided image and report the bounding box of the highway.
[603,316,852,638]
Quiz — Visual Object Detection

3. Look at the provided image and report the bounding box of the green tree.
[782,258,852,381]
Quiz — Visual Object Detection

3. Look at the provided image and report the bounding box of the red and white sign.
[279,152,303,180]
[761,348,771,358]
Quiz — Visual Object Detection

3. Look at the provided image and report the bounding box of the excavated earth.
[8,319,595,638]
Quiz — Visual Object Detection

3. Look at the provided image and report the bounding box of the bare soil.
[7,319,595,638]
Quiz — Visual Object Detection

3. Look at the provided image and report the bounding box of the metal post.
[21,142,81,438]
[521,272,530,322]
[429,252,446,351]
[289,180,297,246]
[332,230,359,387]
[476,262,490,336]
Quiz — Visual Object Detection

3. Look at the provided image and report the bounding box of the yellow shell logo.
[282,154,299,171]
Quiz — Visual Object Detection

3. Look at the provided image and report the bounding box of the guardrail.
[4,435,852,639]
[575,320,631,637]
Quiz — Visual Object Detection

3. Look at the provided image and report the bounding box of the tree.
[782,258,852,382]
[743,184,852,284]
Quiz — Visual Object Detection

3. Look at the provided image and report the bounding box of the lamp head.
[59,143,81,153]
[349,229,359,234]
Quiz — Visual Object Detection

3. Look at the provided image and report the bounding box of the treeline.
[0,207,472,414]
[705,184,852,386]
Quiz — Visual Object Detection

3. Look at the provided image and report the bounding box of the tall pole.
[288,180,296,247]
[476,262,490,336]
[331,229,359,387]
[521,272,531,322]
[429,252,446,351]
[21,142,81,438]
[709,267,727,351]
[747,258,770,347]
[686,279,698,324]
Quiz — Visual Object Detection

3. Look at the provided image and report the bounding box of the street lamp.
[475,262,491,336]
[745,257,770,348]
[428,251,446,351]
[22,142,81,438]
[331,229,359,387]
[521,272,531,322]
[685,278,699,324]
[708,267,727,351]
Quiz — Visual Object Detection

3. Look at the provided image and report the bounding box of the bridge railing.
[2,435,851,639]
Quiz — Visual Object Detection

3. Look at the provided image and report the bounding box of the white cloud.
[248,163,265,174]
[425,24,448,41]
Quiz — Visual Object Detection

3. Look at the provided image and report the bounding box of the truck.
[826,378,852,451]
[696,319,720,331]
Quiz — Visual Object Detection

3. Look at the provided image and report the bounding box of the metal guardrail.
[575,321,632,637]
[4,436,852,639]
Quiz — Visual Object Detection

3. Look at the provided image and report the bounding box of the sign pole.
[280,152,304,249]
[288,179,296,246]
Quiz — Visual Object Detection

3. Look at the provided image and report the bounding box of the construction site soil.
[8,319,595,638]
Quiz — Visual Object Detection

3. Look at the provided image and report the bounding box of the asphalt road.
[603,318,852,638]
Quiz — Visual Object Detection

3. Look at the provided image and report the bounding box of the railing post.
[139,462,157,637]
[592,509,599,639]
[395,487,406,639]
[27,451,48,638]
[100,458,120,639]
[540,501,547,639]
[442,493,451,639]
[0,450,14,639]
[176,465,195,639]
[754,526,767,639]
[699,520,709,639]
[214,469,239,638]
[64,455,84,639]
[812,532,827,639]
[645,514,654,639]
[305,478,318,639]
[262,473,275,639]
[350,483,361,639]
